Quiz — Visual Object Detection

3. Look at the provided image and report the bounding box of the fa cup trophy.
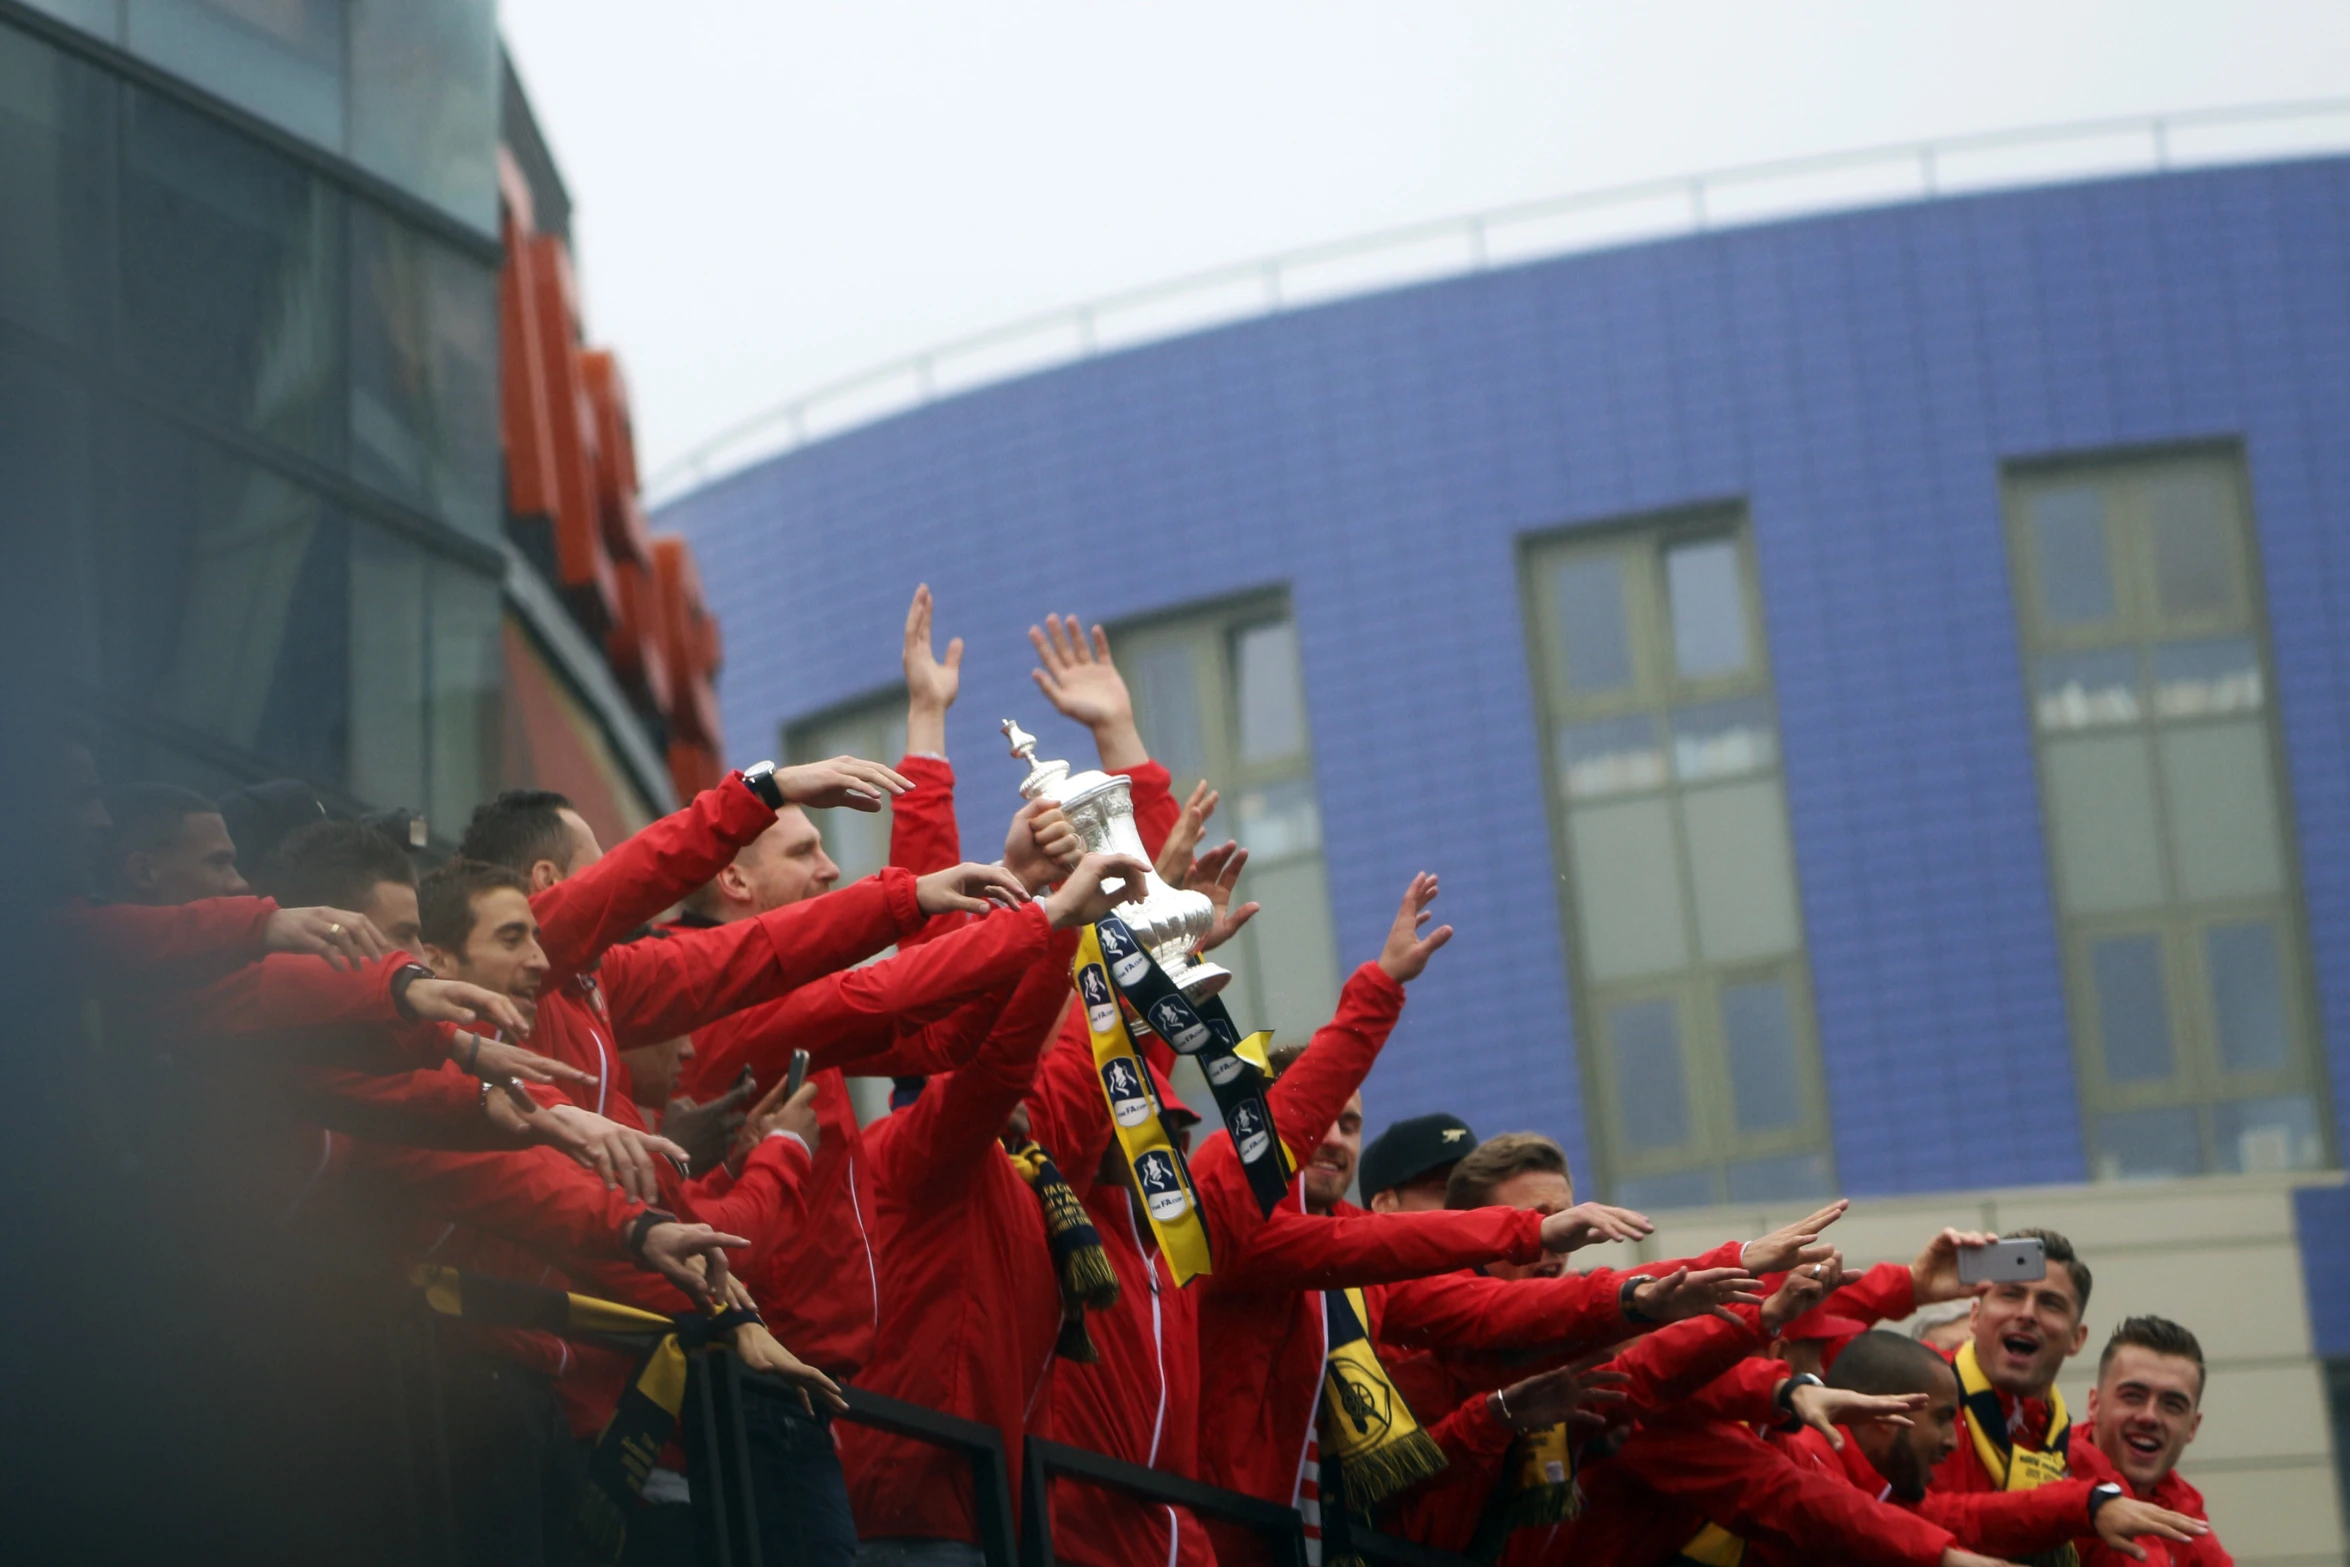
[1003,718,1232,1004]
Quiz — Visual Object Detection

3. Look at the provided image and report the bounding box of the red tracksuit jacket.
[1752,1424,2104,1565]
[2068,1440,2232,1567]
[838,944,1081,1546]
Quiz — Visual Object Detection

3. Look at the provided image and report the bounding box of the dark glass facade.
[0,1,503,823]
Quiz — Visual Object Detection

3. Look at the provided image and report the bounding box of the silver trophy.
[1003,718,1231,1004]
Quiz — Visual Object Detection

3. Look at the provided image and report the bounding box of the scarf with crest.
[1008,1138,1120,1360]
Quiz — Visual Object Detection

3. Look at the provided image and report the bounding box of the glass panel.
[1233,620,1306,762]
[2211,1095,2324,1174]
[1614,1168,1716,1212]
[2206,921,2289,1075]
[104,411,347,779]
[1553,553,1634,694]
[1558,714,1665,799]
[2148,469,2240,621]
[1665,537,1749,679]
[121,86,341,461]
[348,525,427,813]
[20,1,121,38]
[1608,998,1691,1152]
[1567,797,1689,980]
[429,559,503,829]
[1232,778,1322,863]
[350,206,500,540]
[1128,639,1207,785]
[1726,1150,1835,1203]
[1671,696,1776,782]
[1721,979,1804,1132]
[1682,779,1802,964]
[2092,1107,2202,1180]
[2028,486,2116,627]
[2090,934,2175,1084]
[2035,650,2141,731]
[349,0,500,231]
[0,346,99,682]
[2159,722,2285,901]
[0,24,114,347]
[1238,855,1341,1044]
[2152,636,2263,720]
[2044,734,2165,912]
[126,0,344,149]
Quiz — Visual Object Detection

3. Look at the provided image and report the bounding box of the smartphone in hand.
[1957,1235,2046,1286]
[784,1048,810,1101]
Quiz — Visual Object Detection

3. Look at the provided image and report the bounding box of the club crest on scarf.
[1230,1100,1272,1164]
[1078,961,1118,1035]
[1134,1148,1191,1222]
[1101,1057,1151,1126]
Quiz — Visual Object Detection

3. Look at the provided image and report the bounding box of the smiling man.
[2079,1317,2232,1565]
[1934,1226,2093,1497]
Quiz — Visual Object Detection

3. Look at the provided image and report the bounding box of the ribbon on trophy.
[1072,924,1215,1283]
[1092,911,1295,1219]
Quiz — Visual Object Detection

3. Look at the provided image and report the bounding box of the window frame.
[2002,443,2334,1178]
[1520,503,1837,1206]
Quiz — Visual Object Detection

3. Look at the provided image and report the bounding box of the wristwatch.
[2087,1482,2124,1521]
[741,760,786,810]
[389,961,435,1022]
[1773,1371,1824,1430]
[1619,1274,1659,1324]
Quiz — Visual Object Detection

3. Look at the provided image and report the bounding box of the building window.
[2004,451,2329,1179]
[1120,595,1341,1048]
[1522,511,1834,1210]
[784,695,907,884]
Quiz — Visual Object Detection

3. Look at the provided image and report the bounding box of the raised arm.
[889,936,1081,1180]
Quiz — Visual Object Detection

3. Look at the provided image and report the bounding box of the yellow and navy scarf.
[1319,1286,1448,1508]
[1954,1339,2077,1567]
[1008,1138,1120,1361]
[1467,1423,1581,1558]
[411,1265,758,1562]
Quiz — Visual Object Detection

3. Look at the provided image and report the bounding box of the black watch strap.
[1774,1371,1824,1430]
[389,962,435,1023]
[742,761,785,810]
[2087,1482,2124,1521]
[624,1208,678,1261]
[1619,1274,1659,1324]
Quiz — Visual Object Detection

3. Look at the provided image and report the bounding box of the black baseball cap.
[1360,1112,1479,1200]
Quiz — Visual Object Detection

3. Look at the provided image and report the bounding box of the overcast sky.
[499,1,2350,493]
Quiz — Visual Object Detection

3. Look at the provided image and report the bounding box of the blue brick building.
[663,155,2350,1543]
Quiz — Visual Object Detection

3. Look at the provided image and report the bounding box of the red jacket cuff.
[1501,1206,1546,1264]
[1346,961,1407,1016]
[719,771,784,841]
[878,865,924,933]
[897,753,955,787]
[1453,1389,1517,1457]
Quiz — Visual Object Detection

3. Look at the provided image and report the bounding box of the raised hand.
[663,1072,760,1175]
[1910,1225,2002,1305]
[1630,1266,1767,1325]
[1376,872,1454,984]
[903,584,963,755]
[1155,781,1220,883]
[1042,852,1156,930]
[1029,613,1147,770]
[1759,1247,1864,1336]
[1003,798,1082,892]
[2093,1497,2210,1561]
[773,756,913,813]
[1540,1202,1655,1255]
[730,1319,850,1416]
[633,1220,747,1305]
[1785,1384,1925,1451]
[1489,1361,1631,1432]
[449,1031,599,1091]
[405,978,529,1038]
[1740,1200,1850,1275]
[542,1105,689,1203]
[915,861,1032,916]
[730,1074,822,1171]
[1181,841,1259,955]
[265,905,394,970]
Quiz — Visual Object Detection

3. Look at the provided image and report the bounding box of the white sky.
[499,1,2350,490]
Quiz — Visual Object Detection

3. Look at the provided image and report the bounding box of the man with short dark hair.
[103,782,249,903]
[2079,1317,2231,1565]
[275,819,421,950]
[1935,1227,2094,1497]
[1361,1111,1478,1211]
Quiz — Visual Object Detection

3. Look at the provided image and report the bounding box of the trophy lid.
[1002,718,1122,807]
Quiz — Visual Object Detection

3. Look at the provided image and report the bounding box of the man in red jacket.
[99,780,252,903]
[1933,1228,2094,1499]
[2077,1317,2233,1566]
[1754,1330,2206,1565]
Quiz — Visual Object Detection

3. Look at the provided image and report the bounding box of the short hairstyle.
[1445,1133,1570,1210]
[99,782,220,894]
[418,858,529,952]
[2099,1315,2205,1396]
[274,820,415,912]
[1266,1040,1309,1078]
[2008,1227,2091,1313]
[1826,1331,1959,1399]
[458,789,576,875]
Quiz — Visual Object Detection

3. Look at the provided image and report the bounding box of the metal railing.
[644,97,2350,507]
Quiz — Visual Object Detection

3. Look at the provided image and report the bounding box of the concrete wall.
[1631,1172,2349,1565]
